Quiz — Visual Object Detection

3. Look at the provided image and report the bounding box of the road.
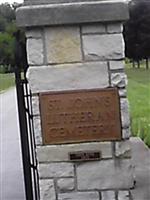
[0,88,25,200]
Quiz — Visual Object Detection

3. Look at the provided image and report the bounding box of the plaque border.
[39,87,122,145]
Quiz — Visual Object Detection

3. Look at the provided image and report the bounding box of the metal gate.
[14,31,40,200]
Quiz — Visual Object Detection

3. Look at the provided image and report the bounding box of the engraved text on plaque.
[39,88,122,144]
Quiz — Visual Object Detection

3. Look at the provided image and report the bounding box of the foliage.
[125,64,150,147]
[0,3,15,23]
[124,0,150,63]
[0,16,7,32]
[0,32,15,69]
[0,3,23,73]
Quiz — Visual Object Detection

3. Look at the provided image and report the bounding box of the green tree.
[0,16,7,32]
[123,0,150,68]
[0,2,23,73]
[0,3,15,23]
[0,32,15,72]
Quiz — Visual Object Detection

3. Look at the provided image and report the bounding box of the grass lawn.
[0,73,15,92]
[125,66,150,147]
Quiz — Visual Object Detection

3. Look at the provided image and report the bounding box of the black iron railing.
[15,66,40,200]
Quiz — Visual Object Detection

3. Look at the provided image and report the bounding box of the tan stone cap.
[16,0,129,27]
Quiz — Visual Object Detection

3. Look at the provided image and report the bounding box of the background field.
[126,66,150,147]
[0,73,15,92]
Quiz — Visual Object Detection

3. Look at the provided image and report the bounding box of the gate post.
[16,1,134,199]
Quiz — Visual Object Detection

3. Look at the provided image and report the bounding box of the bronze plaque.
[39,88,122,145]
[69,151,101,162]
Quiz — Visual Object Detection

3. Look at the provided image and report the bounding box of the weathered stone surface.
[33,116,42,145]
[77,159,134,190]
[109,60,124,70]
[58,191,99,200]
[83,34,124,60]
[107,23,123,33]
[82,24,106,34]
[122,128,131,139]
[40,179,56,200]
[120,98,130,128]
[27,62,109,94]
[37,142,112,162]
[16,1,129,27]
[57,178,74,191]
[115,140,131,158]
[27,38,44,65]
[39,163,74,178]
[45,26,82,64]
[26,29,42,38]
[111,72,127,88]
[32,96,39,115]
[101,191,115,200]
[119,89,127,97]
[118,191,130,200]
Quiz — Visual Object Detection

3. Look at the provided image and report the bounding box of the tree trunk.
[146,58,149,70]
[137,60,140,68]
[132,61,135,68]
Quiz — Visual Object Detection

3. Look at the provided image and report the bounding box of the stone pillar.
[16,1,134,200]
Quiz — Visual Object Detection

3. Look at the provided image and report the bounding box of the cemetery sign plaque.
[39,88,122,145]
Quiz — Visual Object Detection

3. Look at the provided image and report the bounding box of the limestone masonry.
[16,0,134,199]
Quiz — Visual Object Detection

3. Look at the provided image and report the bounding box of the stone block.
[32,96,39,115]
[109,61,124,70]
[118,191,130,200]
[120,99,130,128]
[82,24,106,34]
[27,62,109,94]
[33,116,42,145]
[77,159,134,190]
[111,73,127,88]
[119,89,127,97]
[57,178,75,191]
[115,140,131,158]
[107,23,123,33]
[58,192,99,200]
[26,29,42,38]
[16,1,129,27]
[122,128,131,139]
[39,163,74,178]
[27,38,44,65]
[83,34,124,60]
[101,191,115,200]
[45,26,82,64]
[37,142,112,162]
[40,179,56,200]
